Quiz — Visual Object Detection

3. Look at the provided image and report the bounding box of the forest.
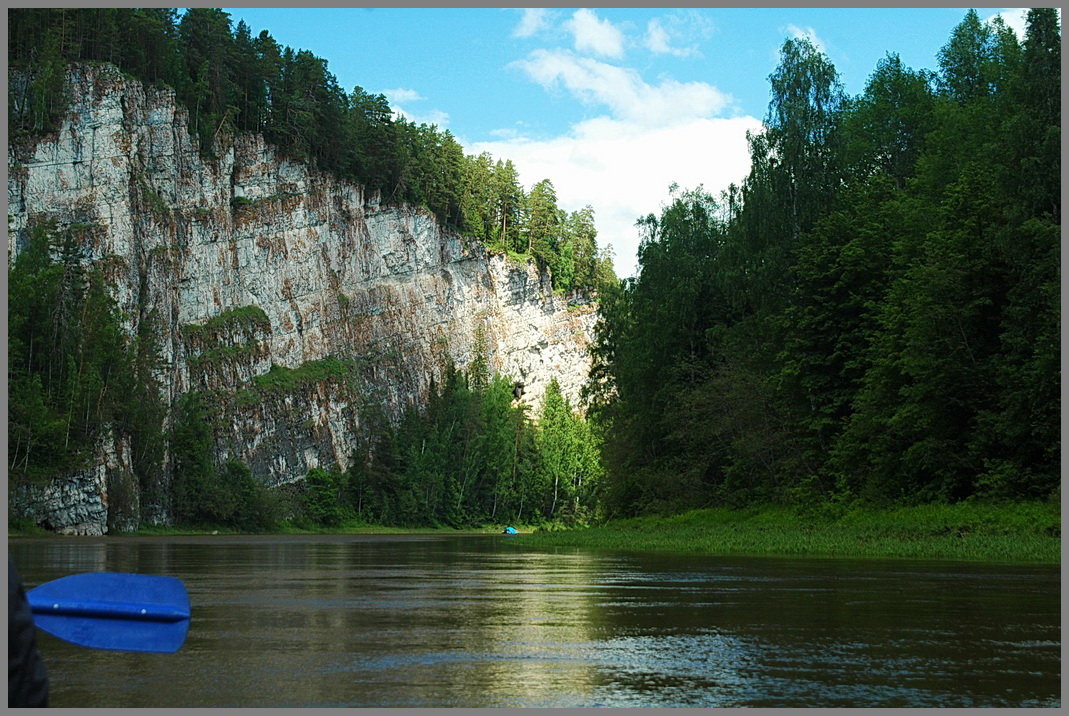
[168,368,600,531]
[586,9,1060,517]
[7,7,616,294]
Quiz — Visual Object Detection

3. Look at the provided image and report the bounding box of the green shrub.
[302,467,347,527]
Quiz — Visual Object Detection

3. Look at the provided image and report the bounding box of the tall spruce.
[588,10,1060,515]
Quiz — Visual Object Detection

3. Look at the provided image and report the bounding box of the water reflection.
[9,535,1060,708]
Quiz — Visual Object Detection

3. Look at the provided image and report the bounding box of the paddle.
[26,572,191,653]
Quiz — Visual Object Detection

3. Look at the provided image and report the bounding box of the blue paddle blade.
[27,572,190,653]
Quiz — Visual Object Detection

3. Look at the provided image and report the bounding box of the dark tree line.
[8,7,614,293]
[8,221,166,494]
[587,9,1060,516]
[167,370,602,531]
[344,370,601,528]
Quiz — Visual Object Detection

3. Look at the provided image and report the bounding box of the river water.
[9,534,1060,708]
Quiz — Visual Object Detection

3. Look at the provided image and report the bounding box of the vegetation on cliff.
[8,221,165,488]
[585,10,1060,518]
[7,7,615,294]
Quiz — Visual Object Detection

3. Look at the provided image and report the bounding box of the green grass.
[9,518,524,538]
[231,192,298,211]
[188,341,263,368]
[13,503,1056,564]
[7,517,52,536]
[250,357,356,395]
[182,305,270,340]
[272,520,510,535]
[181,307,271,362]
[515,502,1060,564]
[118,524,233,536]
[139,180,171,219]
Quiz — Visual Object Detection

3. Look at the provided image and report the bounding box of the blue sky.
[222,7,1033,277]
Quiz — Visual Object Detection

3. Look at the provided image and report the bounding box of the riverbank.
[10,503,1059,565]
[515,502,1061,564]
[6,519,524,538]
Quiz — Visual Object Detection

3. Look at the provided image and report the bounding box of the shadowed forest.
[586,9,1060,516]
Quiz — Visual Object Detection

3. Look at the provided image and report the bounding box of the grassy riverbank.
[6,518,520,538]
[131,521,504,536]
[10,503,1059,565]
[515,502,1061,564]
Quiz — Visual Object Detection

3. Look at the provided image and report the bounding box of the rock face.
[8,63,597,532]
[7,432,138,536]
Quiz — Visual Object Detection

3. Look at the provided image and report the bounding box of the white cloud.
[985,8,1029,37]
[645,19,689,57]
[513,8,550,38]
[381,88,423,104]
[395,107,450,127]
[512,49,731,127]
[489,127,523,140]
[565,8,625,59]
[475,9,753,278]
[382,88,449,127]
[785,24,826,53]
[471,115,760,279]
[644,13,715,58]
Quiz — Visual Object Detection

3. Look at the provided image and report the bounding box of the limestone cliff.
[7,64,597,534]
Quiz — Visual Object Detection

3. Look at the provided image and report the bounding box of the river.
[9,534,1060,708]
